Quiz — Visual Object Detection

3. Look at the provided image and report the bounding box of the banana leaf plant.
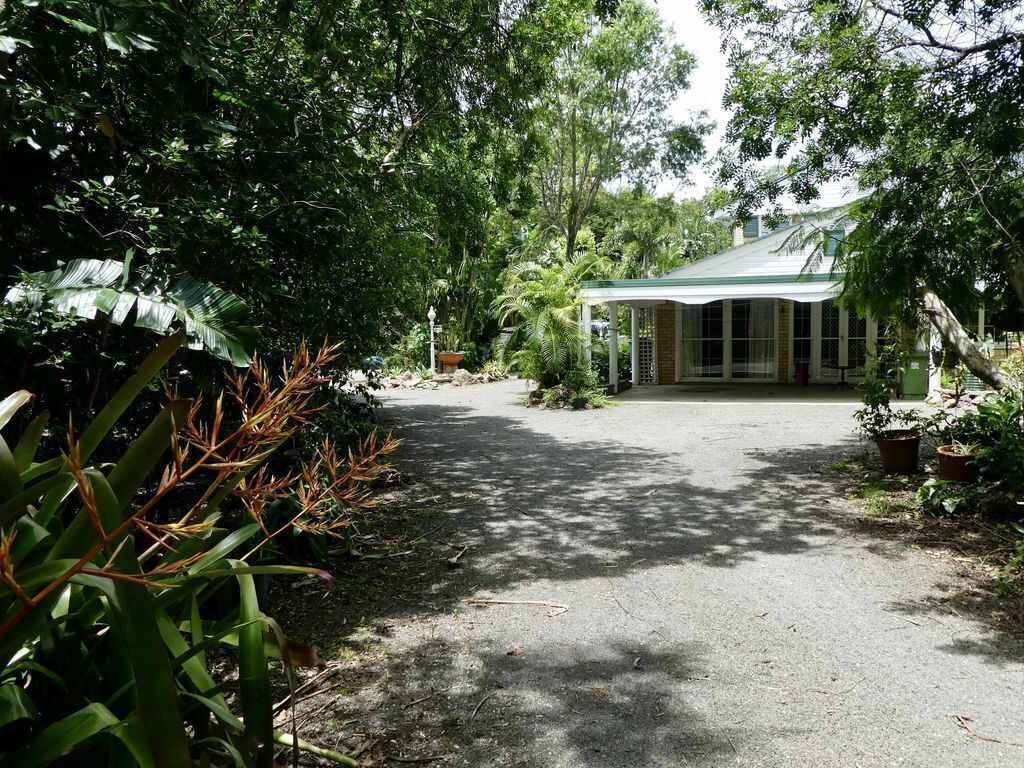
[3,258,259,365]
[0,332,395,767]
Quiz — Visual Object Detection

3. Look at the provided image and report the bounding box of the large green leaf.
[0,683,36,726]
[234,564,272,768]
[88,470,192,768]
[4,259,258,365]
[12,410,49,474]
[0,702,120,768]
[0,391,32,431]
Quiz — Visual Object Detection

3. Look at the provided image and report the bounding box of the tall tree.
[702,0,1024,387]
[0,0,581,412]
[534,0,711,261]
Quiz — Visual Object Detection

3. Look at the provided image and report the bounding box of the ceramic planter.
[437,351,465,374]
[936,445,980,483]
[874,429,921,475]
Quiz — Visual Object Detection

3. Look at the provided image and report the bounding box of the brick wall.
[656,302,676,384]
[777,299,790,383]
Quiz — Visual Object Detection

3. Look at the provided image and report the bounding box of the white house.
[579,208,930,394]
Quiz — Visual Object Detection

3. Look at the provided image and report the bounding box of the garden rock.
[452,369,475,387]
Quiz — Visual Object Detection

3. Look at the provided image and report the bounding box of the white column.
[631,305,640,386]
[581,301,592,366]
[978,305,986,337]
[608,301,618,392]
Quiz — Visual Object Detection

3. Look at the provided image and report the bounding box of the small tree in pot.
[855,345,924,474]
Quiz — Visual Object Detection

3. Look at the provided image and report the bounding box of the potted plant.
[855,403,923,474]
[436,327,465,373]
[855,345,923,474]
[936,441,981,482]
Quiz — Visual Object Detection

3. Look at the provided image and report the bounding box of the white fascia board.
[580,281,841,305]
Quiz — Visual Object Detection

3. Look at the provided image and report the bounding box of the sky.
[655,0,732,197]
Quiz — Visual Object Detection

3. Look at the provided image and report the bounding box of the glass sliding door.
[793,301,812,366]
[816,300,874,380]
[680,301,724,378]
[820,299,841,375]
[848,312,868,371]
[731,299,776,379]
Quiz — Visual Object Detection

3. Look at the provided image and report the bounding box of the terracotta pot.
[874,429,921,475]
[437,351,465,374]
[936,445,980,483]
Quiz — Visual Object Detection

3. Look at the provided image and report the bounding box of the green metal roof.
[580,273,843,289]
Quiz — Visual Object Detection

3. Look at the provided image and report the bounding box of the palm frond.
[5,259,259,365]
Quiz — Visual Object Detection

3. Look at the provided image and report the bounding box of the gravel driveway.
[364,379,1023,767]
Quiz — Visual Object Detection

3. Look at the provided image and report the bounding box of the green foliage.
[702,0,1024,384]
[537,364,613,409]
[589,188,733,277]
[0,0,582,379]
[534,0,710,260]
[934,390,1024,495]
[5,258,258,365]
[591,336,631,383]
[854,345,922,439]
[0,334,383,767]
[997,522,1024,596]
[916,479,980,516]
[562,365,600,393]
[386,326,432,370]
[494,247,610,387]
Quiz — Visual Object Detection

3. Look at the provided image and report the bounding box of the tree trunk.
[1003,249,1024,310]
[564,227,577,263]
[922,290,1018,389]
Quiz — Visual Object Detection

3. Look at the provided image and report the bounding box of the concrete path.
[372,379,1023,767]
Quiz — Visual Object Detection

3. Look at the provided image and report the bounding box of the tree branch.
[922,290,1016,390]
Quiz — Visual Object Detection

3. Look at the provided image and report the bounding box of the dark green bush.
[591,338,632,383]
[932,390,1024,495]
[386,325,431,370]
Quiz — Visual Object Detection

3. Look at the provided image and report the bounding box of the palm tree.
[493,245,610,388]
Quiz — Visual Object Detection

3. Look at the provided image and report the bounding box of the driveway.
[339,379,1023,767]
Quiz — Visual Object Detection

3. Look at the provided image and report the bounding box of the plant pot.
[437,351,465,374]
[936,445,980,483]
[874,429,921,474]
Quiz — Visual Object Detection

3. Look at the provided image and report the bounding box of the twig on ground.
[802,677,864,696]
[879,608,923,626]
[611,595,667,640]
[463,598,568,617]
[276,679,351,713]
[387,754,452,763]
[714,720,740,761]
[471,691,497,720]
[950,714,1024,747]
[273,665,341,714]
[402,686,452,710]
[407,523,448,544]
[348,737,380,760]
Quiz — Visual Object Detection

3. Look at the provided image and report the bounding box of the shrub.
[591,337,632,383]
[0,332,392,767]
[916,478,981,515]
[562,365,600,393]
[385,324,431,370]
[534,365,613,410]
[930,388,1024,494]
